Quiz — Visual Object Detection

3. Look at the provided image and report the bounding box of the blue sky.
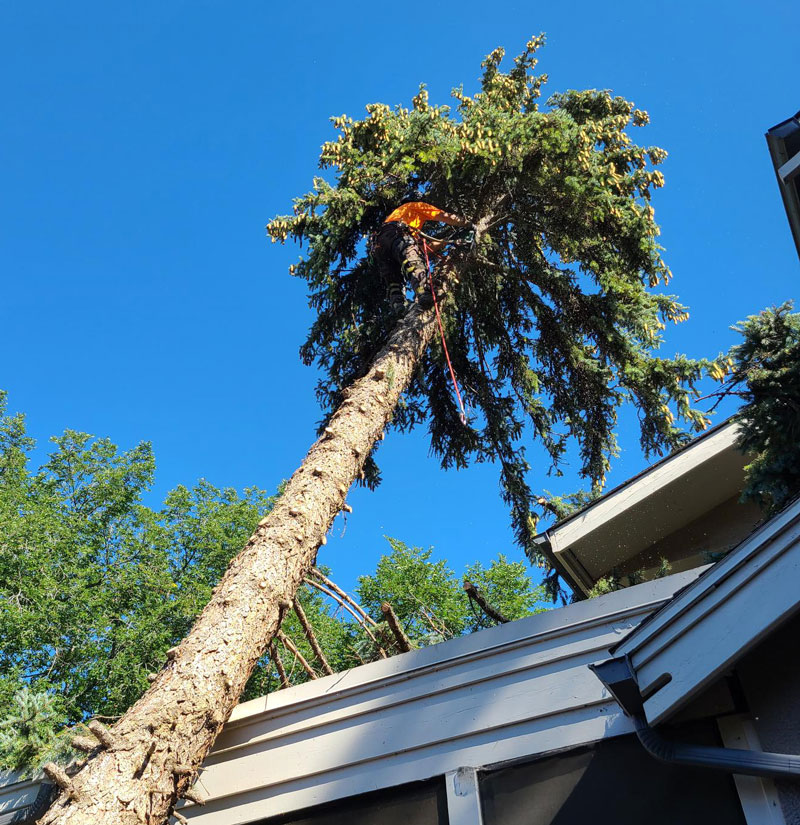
[1,1,797,592]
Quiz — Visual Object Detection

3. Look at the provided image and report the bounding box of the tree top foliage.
[268,37,720,591]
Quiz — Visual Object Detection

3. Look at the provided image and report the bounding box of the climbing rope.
[421,238,468,426]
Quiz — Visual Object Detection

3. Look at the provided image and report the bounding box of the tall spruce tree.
[40,39,717,825]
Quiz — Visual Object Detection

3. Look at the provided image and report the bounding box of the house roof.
[0,569,708,825]
[766,109,800,259]
[0,773,54,825]
[609,494,800,725]
[181,570,706,824]
[537,420,749,594]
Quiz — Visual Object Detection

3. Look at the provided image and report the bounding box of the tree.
[39,39,716,825]
[0,392,277,772]
[357,540,545,644]
[727,302,800,513]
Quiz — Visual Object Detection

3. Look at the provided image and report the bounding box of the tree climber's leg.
[390,230,434,309]
[373,225,408,312]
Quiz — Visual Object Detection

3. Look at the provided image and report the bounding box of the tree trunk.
[39,296,441,825]
[38,199,507,825]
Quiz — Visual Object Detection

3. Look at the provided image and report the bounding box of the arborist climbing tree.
[38,37,727,825]
[372,200,471,309]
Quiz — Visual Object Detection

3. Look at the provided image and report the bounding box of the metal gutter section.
[590,657,800,781]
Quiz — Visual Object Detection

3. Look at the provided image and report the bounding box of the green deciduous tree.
[0,392,277,773]
[358,539,544,644]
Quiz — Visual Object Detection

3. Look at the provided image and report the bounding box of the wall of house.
[737,610,800,824]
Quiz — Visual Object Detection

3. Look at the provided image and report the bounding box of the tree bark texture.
[39,302,439,825]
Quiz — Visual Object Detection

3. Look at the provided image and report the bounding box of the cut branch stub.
[182,788,207,806]
[71,735,98,754]
[43,764,80,801]
[87,719,117,750]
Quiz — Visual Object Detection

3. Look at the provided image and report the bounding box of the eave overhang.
[539,420,746,594]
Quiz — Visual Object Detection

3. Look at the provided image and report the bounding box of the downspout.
[590,657,800,780]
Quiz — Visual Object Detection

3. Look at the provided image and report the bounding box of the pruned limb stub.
[88,719,117,750]
[71,735,98,754]
[183,787,207,806]
[43,763,80,800]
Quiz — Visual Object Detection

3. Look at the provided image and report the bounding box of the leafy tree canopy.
[268,37,721,590]
[0,391,277,772]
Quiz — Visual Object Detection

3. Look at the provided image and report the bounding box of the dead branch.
[303,577,388,658]
[380,602,413,652]
[71,735,98,754]
[463,580,510,624]
[311,568,378,626]
[182,787,206,806]
[293,599,334,675]
[418,604,451,638]
[276,630,318,679]
[268,641,290,689]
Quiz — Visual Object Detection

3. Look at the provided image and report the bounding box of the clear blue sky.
[1,1,797,592]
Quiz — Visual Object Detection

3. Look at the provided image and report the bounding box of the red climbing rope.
[422,239,468,426]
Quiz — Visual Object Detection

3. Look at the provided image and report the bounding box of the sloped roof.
[610,494,800,725]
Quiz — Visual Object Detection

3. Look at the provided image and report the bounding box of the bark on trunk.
[38,301,439,825]
[39,204,500,825]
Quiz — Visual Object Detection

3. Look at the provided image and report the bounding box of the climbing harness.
[421,238,468,427]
